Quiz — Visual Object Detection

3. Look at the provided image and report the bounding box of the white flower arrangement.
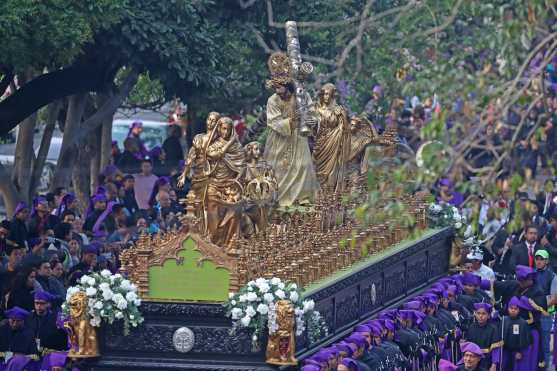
[62,270,144,335]
[224,277,328,349]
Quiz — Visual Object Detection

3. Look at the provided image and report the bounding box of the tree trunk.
[51,94,87,190]
[90,125,102,193]
[100,115,114,168]
[29,101,62,197]
[72,138,92,216]
[0,163,21,217]
[11,111,37,203]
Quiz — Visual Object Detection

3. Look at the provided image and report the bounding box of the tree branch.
[415,0,465,38]
[63,70,139,152]
[0,70,14,98]
[0,63,115,136]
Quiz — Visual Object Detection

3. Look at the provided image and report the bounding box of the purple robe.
[41,351,67,371]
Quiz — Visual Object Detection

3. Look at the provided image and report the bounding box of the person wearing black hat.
[25,290,67,355]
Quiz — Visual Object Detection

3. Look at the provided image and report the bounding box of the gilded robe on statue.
[205,117,246,246]
[313,83,351,192]
[264,93,319,206]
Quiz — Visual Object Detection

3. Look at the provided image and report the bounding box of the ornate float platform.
[90,227,452,371]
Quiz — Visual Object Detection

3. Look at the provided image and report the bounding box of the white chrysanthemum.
[125,292,138,302]
[80,275,90,285]
[275,289,285,299]
[303,300,315,313]
[94,301,103,310]
[86,287,97,297]
[99,283,110,292]
[87,277,96,286]
[229,292,234,299]
[256,303,269,315]
[115,311,124,319]
[240,315,251,327]
[255,277,267,286]
[263,293,274,303]
[289,291,299,303]
[270,277,281,285]
[231,308,243,320]
[247,280,255,287]
[100,269,112,278]
[257,282,270,293]
[277,282,285,289]
[239,294,247,303]
[245,305,256,317]
[112,293,125,303]
[116,299,128,310]
[130,315,135,320]
[66,287,80,301]
[290,283,297,290]
[455,222,463,229]
[134,299,141,306]
[120,279,132,291]
[231,300,236,306]
[102,290,113,301]
[246,292,258,302]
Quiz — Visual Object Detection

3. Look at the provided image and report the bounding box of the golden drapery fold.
[314,101,351,192]
[263,93,319,206]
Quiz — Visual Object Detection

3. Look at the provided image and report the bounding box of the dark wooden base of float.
[88,228,453,371]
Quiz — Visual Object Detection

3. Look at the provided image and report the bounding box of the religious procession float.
[63,21,453,370]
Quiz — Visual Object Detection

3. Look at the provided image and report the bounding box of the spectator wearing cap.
[8,202,30,249]
[533,249,557,369]
[134,158,159,211]
[0,307,38,368]
[466,249,495,282]
[26,290,67,354]
[540,211,557,271]
[6,267,37,311]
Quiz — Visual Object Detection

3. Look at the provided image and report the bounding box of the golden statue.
[177,111,221,191]
[263,52,319,207]
[64,291,99,358]
[205,117,246,247]
[242,141,277,234]
[347,116,379,180]
[313,83,351,192]
[265,300,297,366]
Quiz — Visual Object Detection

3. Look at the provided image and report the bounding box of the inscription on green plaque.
[148,237,230,302]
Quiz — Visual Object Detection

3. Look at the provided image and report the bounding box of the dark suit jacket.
[510,241,540,271]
